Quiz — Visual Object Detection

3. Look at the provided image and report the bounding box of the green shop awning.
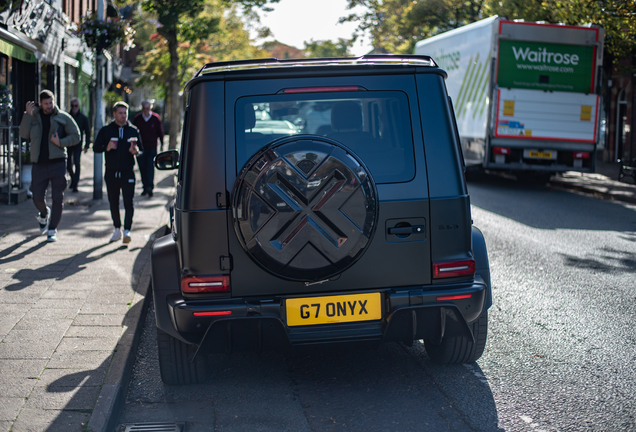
[0,37,37,63]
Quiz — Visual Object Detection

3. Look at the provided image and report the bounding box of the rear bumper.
[159,280,488,355]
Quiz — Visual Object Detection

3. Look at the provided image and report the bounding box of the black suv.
[152,55,491,384]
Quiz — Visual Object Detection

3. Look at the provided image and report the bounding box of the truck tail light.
[492,147,510,155]
[181,275,230,293]
[433,259,476,279]
[573,152,590,159]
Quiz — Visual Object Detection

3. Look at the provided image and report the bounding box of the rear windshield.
[235,91,415,184]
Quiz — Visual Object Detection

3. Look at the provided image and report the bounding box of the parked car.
[251,119,299,135]
[152,55,492,384]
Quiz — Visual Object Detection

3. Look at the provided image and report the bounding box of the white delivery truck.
[415,16,604,182]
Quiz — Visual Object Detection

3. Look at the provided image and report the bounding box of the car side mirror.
[155,150,179,170]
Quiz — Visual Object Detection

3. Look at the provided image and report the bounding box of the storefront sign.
[0,37,36,63]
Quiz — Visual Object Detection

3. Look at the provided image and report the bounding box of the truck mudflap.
[164,282,487,358]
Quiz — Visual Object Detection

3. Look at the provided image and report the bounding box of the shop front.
[0,27,39,203]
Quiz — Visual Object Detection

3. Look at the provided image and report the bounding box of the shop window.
[0,55,7,86]
[64,64,78,110]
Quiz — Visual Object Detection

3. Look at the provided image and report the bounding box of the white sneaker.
[123,229,132,244]
[37,206,50,235]
[47,229,57,242]
[110,228,122,242]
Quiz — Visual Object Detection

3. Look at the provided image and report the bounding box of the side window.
[448,97,466,172]
[178,108,190,183]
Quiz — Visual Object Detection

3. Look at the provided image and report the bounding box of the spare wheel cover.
[232,136,378,282]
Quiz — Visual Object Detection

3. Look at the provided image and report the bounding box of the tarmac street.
[0,151,635,432]
[0,151,173,432]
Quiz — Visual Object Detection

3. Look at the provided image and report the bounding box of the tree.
[207,4,271,61]
[342,0,634,60]
[136,35,212,100]
[140,0,278,149]
[304,39,352,58]
[486,0,636,61]
[341,0,487,54]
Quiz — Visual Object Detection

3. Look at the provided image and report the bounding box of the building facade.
[606,55,635,169]
[0,0,108,201]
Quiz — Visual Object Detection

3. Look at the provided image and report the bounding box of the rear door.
[225,73,432,297]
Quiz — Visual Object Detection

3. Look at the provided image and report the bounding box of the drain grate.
[124,423,184,432]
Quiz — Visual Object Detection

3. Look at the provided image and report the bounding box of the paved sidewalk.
[550,160,636,205]
[0,151,173,432]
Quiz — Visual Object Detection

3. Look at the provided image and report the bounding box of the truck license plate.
[524,150,555,160]
[286,293,382,326]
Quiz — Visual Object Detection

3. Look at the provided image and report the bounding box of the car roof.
[185,55,443,93]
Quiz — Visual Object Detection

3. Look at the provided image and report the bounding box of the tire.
[156,328,210,385]
[424,311,488,364]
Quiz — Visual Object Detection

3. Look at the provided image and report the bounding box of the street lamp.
[93,0,105,200]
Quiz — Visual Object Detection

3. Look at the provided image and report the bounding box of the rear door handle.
[388,225,425,235]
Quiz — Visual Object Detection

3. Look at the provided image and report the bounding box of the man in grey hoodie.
[19,90,80,242]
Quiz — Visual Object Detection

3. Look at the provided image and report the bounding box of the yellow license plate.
[528,151,553,159]
[286,293,382,327]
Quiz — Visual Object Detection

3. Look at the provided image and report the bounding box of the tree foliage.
[342,0,635,60]
[303,39,352,58]
[135,35,211,99]
[137,0,277,149]
[341,0,486,54]
[487,0,636,60]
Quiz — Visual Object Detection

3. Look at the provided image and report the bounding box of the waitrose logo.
[498,40,594,94]
[512,46,580,65]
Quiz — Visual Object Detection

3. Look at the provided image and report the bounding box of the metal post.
[93,0,104,200]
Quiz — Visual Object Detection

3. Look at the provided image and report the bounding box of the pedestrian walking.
[93,101,143,244]
[132,100,164,197]
[66,97,92,192]
[19,90,80,242]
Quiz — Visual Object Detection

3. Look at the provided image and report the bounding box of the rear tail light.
[193,311,233,317]
[181,275,230,293]
[433,259,476,279]
[436,294,472,301]
[492,147,510,155]
[573,152,590,159]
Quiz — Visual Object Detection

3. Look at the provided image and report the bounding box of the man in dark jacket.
[19,90,80,242]
[132,100,164,197]
[93,101,143,244]
[66,97,92,192]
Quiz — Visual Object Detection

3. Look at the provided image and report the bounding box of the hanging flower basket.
[73,13,134,52]
[0,84,13,116]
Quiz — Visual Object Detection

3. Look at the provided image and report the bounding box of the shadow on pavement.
[285,344,503,431]
[0,234,42,260]
[0,240,47,267]
[120,304,502,431]
[468,173,636,232]
[42,225,167,432]
[4,243,118,291]
[559,247,636,274]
